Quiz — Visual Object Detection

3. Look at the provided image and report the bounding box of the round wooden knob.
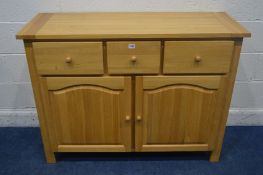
[131,56,137,63]
[125,115,131,121]
[65,57,72,63]
[194,56,202,62]
[136,115,142,121]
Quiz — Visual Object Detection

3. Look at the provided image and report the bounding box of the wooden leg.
[45,151,56,163]
[209,150,221,162]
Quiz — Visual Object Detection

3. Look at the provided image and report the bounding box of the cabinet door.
[41,77,131,152]
[135,76,222,152]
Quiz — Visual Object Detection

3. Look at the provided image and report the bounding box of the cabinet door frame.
[135,76,223,152]
[40,76,132,152]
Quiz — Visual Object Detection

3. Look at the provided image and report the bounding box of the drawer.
[163,41,234,74]
[107,41,161,74]
[33,42,104,75]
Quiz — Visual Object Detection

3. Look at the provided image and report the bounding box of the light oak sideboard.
[17,12,250,163]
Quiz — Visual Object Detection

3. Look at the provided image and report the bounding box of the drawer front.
[33,42,104,75]
[163,41,234,74]
[107,41,161,74]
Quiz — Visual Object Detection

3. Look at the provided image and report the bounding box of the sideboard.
[17,12,250,163]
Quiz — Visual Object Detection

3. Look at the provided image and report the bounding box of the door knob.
[131,56,137,63]
[136,115,142,121]
[125,115,131,121]
[65,57,72,63]
[194,56,202,62]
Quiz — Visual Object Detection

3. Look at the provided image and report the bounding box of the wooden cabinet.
[17,12,250,163]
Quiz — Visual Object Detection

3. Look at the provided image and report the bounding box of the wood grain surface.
[17,12,250,39]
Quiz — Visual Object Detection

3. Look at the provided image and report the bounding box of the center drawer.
[107,41,161,74]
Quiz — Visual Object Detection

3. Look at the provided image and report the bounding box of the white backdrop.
[0,0,262,126]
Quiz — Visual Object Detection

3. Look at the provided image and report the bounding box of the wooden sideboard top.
[16,12,250,40]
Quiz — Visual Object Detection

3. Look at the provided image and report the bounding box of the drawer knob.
[136,115,142,121]
[131,56,137,63]
[194,56,202,62]
[125,115,131,121]
[65,57,72,63]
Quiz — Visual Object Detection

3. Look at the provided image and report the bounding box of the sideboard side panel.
[210,39,243,162]
[24,41,56,163]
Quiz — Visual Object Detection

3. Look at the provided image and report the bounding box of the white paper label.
[128,44,136,49]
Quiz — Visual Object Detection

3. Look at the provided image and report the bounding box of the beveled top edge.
[16,12,251,40]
